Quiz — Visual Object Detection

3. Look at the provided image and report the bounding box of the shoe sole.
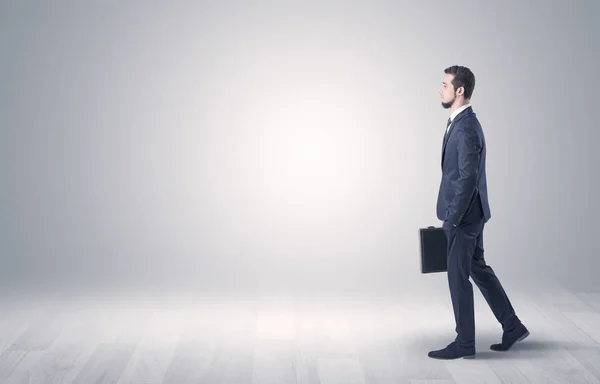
[491,330,530,352]
[428,353,476,360]
[517,330,530,342]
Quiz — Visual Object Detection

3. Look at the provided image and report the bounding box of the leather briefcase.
[419,226,447,273]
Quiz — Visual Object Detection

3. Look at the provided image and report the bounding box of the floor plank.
[575,292,600,313]
[8,311,70,351]
[2,350,44,384]
[117,308,185,383]
[508,348,599,383]
[318,357,366,384]
[566,347,600,381]
[162,341,217,383]
[72,343,138,384]
[0,299,48,356]
[0,351,28,383]
[252,340,298,384]
[117,343,179,384]
[202,341,256,384]
[444,358,502,384]
[561,311,600,343]
[21,341,98,384]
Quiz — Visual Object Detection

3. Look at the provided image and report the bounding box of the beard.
[441,94,456,109]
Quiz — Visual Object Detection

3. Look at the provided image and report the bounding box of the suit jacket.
[436,106,491,226]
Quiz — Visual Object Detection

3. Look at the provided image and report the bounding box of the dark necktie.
[441,118,452,167]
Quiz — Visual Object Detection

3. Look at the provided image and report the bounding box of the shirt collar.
[450,103,471,122]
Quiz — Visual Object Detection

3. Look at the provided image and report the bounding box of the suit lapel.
[441,106,472,169]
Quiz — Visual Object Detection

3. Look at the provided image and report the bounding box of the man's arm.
[446,124,482,226]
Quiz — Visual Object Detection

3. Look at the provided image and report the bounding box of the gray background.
[1,0,598,296]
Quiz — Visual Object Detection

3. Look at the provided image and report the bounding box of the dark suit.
[436,106,521,348]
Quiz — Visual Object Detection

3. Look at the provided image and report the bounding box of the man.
[428,65,529,359]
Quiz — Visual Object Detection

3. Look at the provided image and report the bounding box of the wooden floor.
[0,279,599,383]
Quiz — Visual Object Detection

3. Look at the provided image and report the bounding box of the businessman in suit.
[428,65,529,359]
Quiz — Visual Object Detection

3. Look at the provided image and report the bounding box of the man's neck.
[450,100,469,114]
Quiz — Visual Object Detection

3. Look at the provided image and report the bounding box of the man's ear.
[456,86,464,96]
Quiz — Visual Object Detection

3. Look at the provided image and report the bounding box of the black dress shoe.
[490,323,529,351]
[428,341,476,359]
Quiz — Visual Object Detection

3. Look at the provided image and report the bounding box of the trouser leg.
[470,229,520,331]
[444,219,480,347]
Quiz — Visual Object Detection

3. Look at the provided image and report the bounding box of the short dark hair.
[444,65,475,100]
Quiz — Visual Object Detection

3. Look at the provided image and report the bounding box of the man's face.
[439,74,457,109]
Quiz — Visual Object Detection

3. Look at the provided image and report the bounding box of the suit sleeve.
[446,124,482,226]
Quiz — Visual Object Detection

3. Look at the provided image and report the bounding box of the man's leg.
[444,219,481,348]
[470,228,520,332]
[428,204,483,359]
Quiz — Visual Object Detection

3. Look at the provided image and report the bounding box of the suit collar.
[450,103,472,123]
